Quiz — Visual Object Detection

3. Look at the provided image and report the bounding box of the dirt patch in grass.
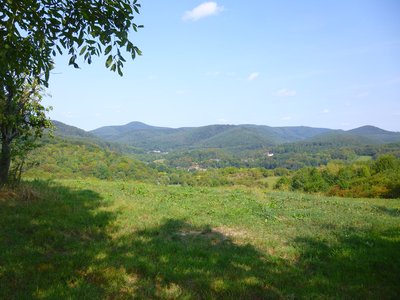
[174,225,248,244]
[214,225,249,238]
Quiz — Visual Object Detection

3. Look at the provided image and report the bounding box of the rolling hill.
[89,122,335,151]
[52,120,98,140]
[51,120,400,152]
[89,122,400,151]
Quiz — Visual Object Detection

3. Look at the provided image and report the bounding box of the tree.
[0,79,51,184]
[0,0,142,185]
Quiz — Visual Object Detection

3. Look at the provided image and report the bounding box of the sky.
[44,0,400,131]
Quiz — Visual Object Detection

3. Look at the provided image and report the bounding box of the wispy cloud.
[183,2,224,22]
[322,109,329,113]
[247,72,259,81]
[281,116,292,121]
[274,89,297,97]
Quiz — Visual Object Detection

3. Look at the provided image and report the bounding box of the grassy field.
[0,179,399,299]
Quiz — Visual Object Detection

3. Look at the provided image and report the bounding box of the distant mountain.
[346,125,400,144]
[307,126,400,145]
[90,121,173,140]
[51,120,400,153]
[90,122,334,151]
[348,125,392,135]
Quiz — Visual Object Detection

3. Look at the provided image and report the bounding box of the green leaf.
[104,45,112,55]
[117,65,123,76]
[134,47,142,56]
[68,55,76,65]
[56,45,63,55]
[105,55,113,68]
[79,45,87,56]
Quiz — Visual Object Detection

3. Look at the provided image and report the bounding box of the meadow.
[1,179,399,299]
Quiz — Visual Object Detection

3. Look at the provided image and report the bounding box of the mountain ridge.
[51,120,400,152]
[88,121,400,151]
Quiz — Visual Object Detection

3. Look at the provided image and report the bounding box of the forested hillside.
[90,121,400,151]
[275,155,400,198]
[24,137,157,181]
[48,121,400,173]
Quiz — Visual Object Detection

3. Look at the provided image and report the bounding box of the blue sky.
[44,0,400,131]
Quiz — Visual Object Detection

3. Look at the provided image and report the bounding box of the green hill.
[89,121,400,151]
[90,122,334,151]
[26,136,158,181]
[90,121,174,140]
[347,125,400,143]
[308,126,400,146]
[52,120,98,140]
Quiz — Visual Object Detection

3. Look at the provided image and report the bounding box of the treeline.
[137,142,400,171]
[275,155,400,198]
[24,138,273,187]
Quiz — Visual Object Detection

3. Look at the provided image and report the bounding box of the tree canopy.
[0,0,143,88]
[0,0,143,185]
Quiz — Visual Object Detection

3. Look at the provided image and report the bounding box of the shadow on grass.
[0,180,286,299]
[1,180,399,299]
[105,219,286,299]
[0,180,116,299]
[117,221,400,299]
[373,205,400,217]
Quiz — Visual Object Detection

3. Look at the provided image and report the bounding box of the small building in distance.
[265,151,274,157]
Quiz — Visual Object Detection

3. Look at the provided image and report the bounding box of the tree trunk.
[0,138,11,185]
[0,84,14,185]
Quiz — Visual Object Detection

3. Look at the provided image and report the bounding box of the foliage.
[24,137,157,182]
[0,0,142,184]
[25,136,275,188]
[1,0,142,88]
[276,155,400,198]
[136,140,400,172]
[0,79,51,185]
[291,167,329,193]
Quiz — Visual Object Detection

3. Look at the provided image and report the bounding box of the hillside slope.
[51,120,400,153]
[90,122,335,151]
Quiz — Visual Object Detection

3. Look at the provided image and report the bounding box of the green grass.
[1,179,399,299]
